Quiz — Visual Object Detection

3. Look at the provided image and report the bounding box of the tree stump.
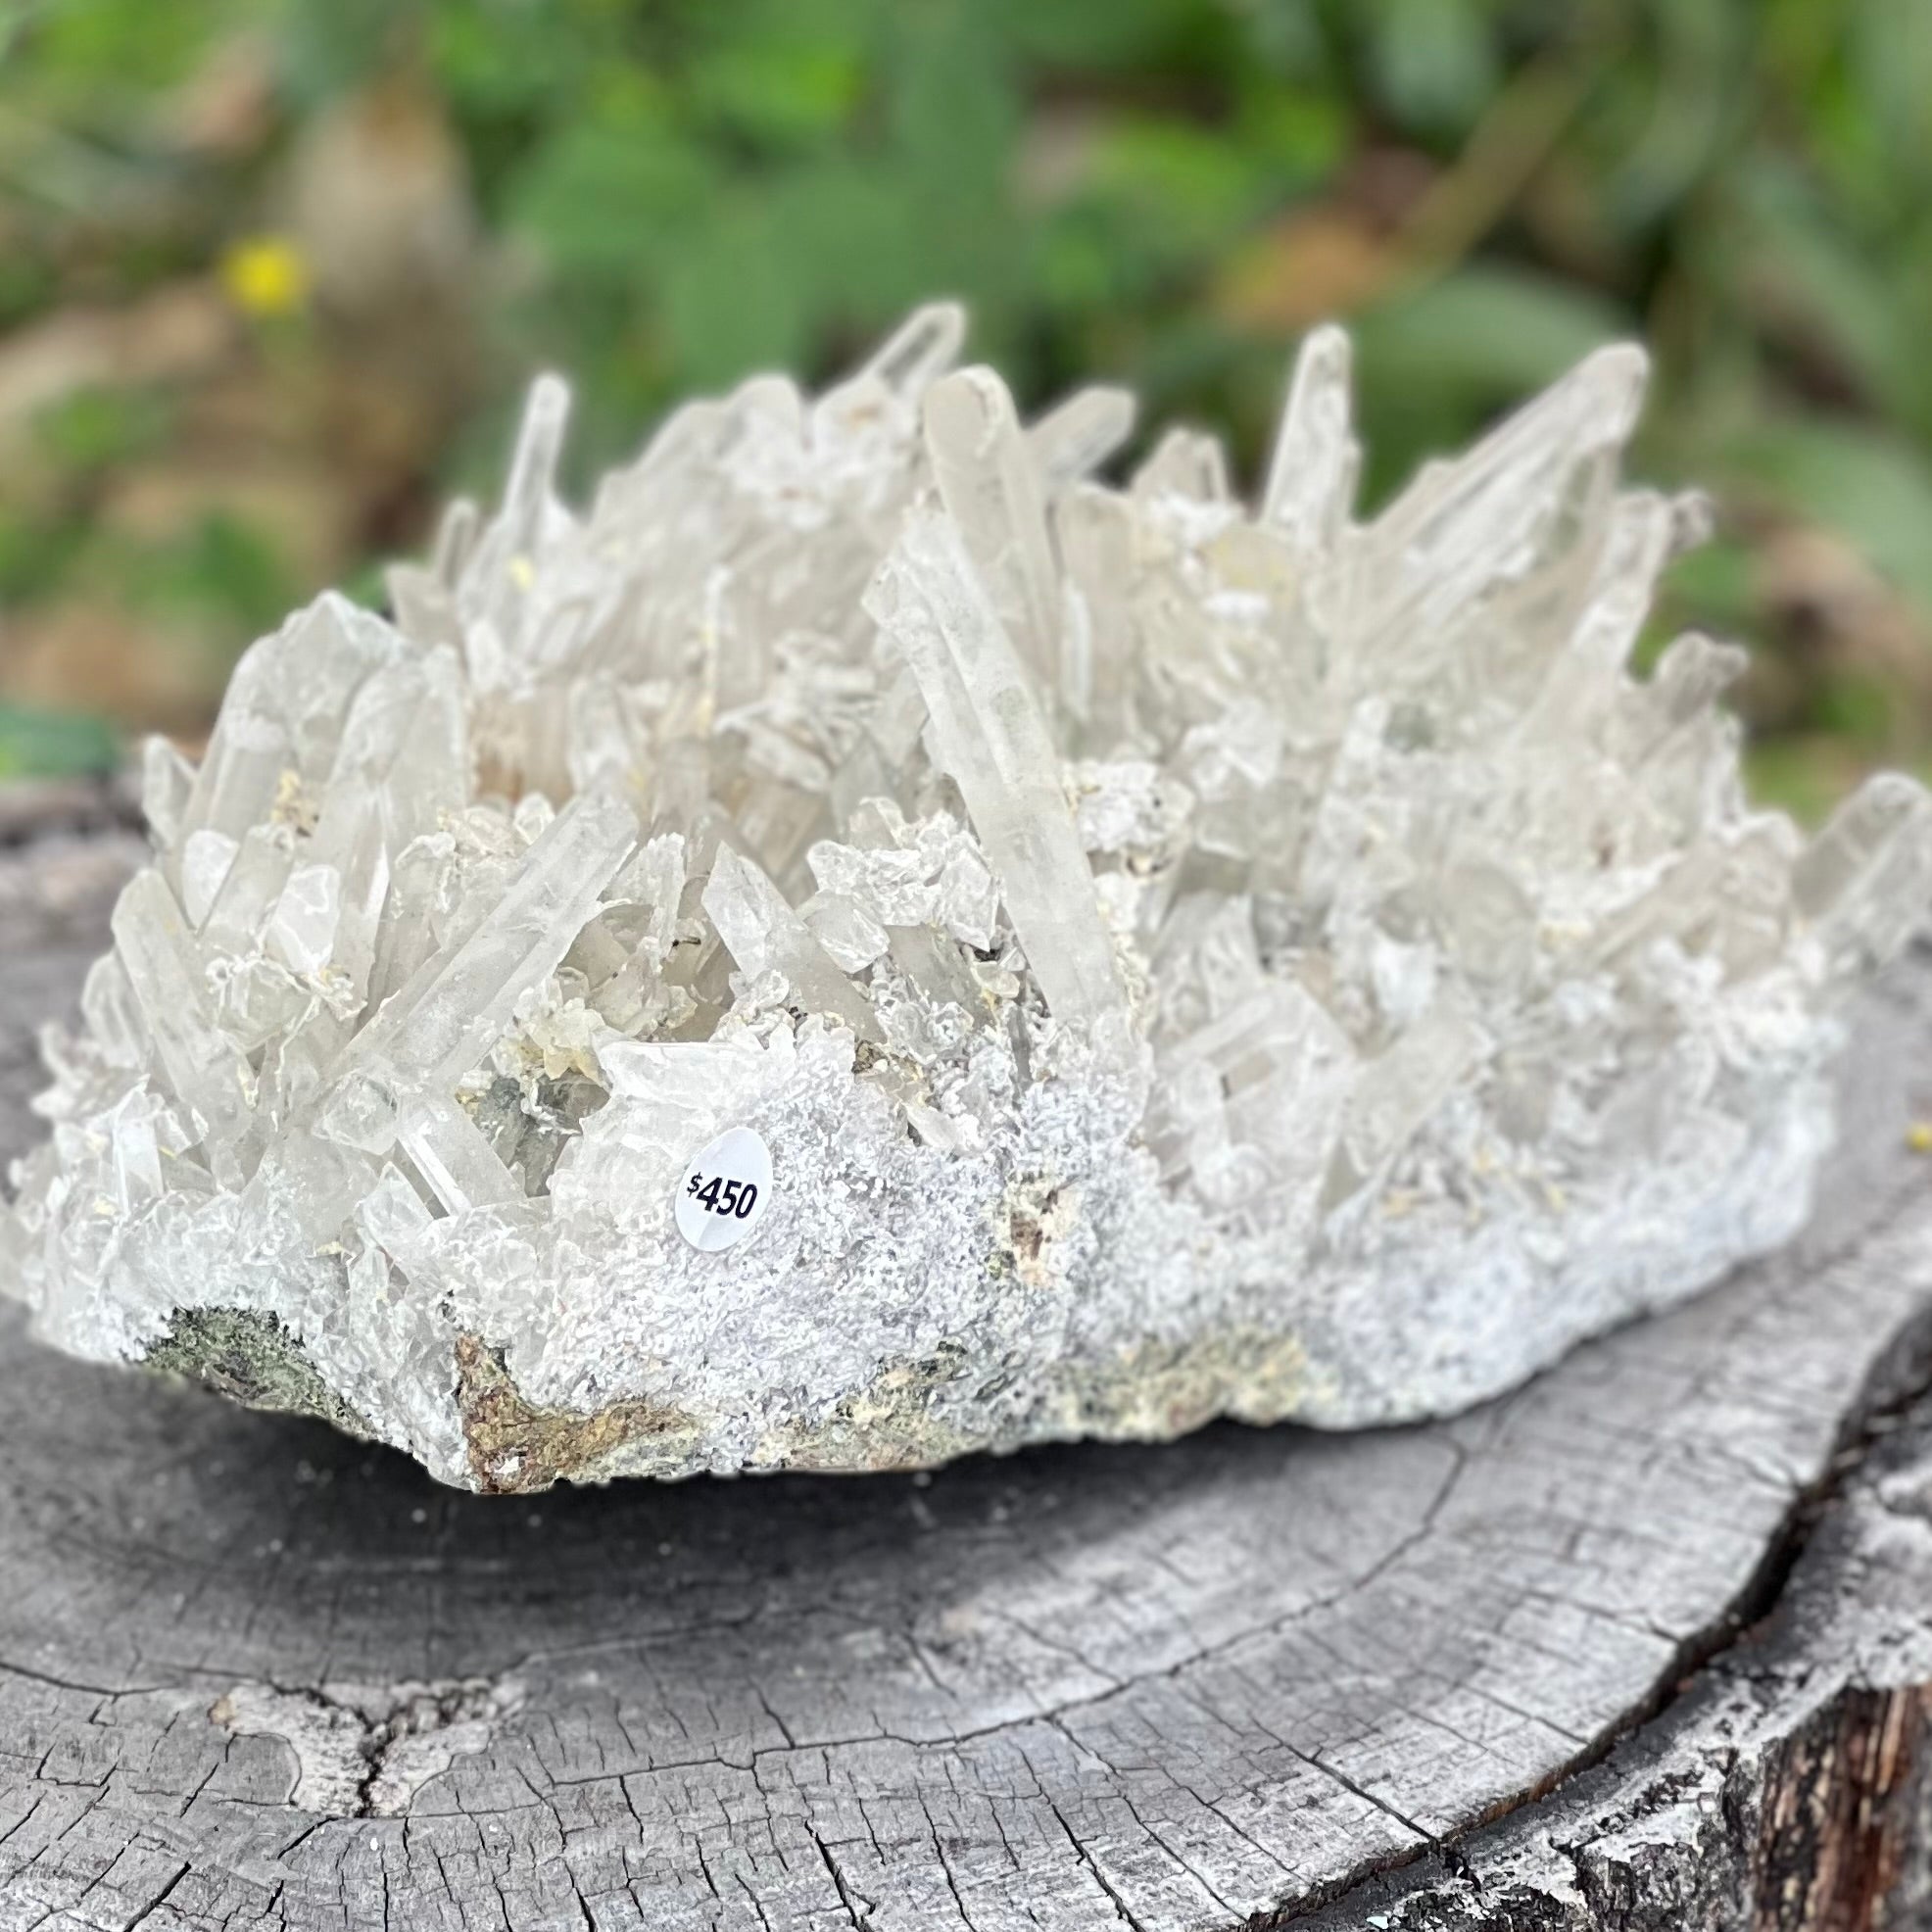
[7,800,1932,1931]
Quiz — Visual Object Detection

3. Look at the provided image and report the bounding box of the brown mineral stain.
[453,1332,692,1494]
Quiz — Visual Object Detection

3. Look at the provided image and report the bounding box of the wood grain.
[6,816,1932,1930]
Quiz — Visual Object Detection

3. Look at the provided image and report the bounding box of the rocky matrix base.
[5,308,1930,1492]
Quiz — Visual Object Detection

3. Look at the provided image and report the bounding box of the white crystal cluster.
[7,307,1931,1490]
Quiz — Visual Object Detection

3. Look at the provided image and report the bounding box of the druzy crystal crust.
[7,308,1930,1491]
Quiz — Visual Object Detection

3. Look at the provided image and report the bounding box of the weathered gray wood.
[6,814,1932,1930]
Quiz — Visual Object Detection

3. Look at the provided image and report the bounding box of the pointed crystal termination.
[141,736,195,850]
[841,300,966,402]
[1520,490,1679,742]
[169,595,409,891]
[199,823,296,958]
[702,846,881,1041]
[490,372,570,570]
[110,870,256,1187]
[867,508,1127,1034]
[1261,322,1360,557]
[398,1094,521,1214]
[1795,773,1932,968]
[317,789,638,1151]
[1358,342,1650,654]
[1027,386,1137,497]
[9,305,1932,1493]
[1134,426,1232,503]
[1325,1003,1488,1210]
[921,367,1065,697]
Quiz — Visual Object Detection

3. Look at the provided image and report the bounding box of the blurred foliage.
[0,697,116,778]
[0,0,1930,809]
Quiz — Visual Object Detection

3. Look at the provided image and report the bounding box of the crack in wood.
[811,1833,877,1930]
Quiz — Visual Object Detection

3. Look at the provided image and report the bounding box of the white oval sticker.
[675,1126,774,1253]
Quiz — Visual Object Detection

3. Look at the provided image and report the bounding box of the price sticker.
[675,1126,774,1253]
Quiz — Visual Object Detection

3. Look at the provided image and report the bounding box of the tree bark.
[5,802,1932,1930]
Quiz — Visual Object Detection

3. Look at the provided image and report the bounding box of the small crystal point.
[702,845,881,1040]
[109,869,255,1186]
[140,735,195,850]
[1361,341,1650,655]
[1795,773,1932,966]
[854,300,967,398]
[1028,385,1137,495]
[498,372,571,556]
[398,1094,520,1215]
[921,366,1064,695]
[1134,427,1232,504]
[1261,321,1359,555]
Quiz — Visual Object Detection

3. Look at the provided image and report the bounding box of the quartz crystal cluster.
[7,307,1931,1491]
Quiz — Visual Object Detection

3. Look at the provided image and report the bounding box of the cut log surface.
[7,809,1932,1931]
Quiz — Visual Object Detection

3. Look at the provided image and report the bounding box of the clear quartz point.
[109,869,255,1187]
[8,309,1928,1490]
[702,845,881,1040]
[921,366,1064,694]
[1028,385,1137,496]
[1261,321,1359,555]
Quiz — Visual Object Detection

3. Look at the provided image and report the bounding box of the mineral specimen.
[7,307,1931,1492]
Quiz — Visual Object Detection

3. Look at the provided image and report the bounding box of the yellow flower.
[1908,1121,1932,1154]
[220,236,311,317]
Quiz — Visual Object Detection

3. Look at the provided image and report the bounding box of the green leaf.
[119,513,299,648]
[1084,114,1266,260]
[1848,0,1932,186]
[1599,0,1748,232]
[1361,0,1500,141]
[31,385,170,476]
[1232,85,1350,191]
[0,702,120,780]
[1720,415,1932,615]
[655,196,815,387]
[17,0,230,93]
[688,16,867,154]
[428,0,604,119]
[884,0,1020,193]
[0,511,85,605]
[1731,157,1926,431]
[990,0,1217,72]
[508,112,713,281]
